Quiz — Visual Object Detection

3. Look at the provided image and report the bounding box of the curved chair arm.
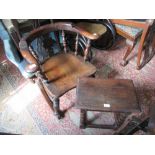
[19,22,101,73]
[20,22,100,44]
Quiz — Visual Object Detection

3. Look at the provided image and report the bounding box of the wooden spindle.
[54,31,62,50]
[84,39,91,61]
[62,30,67,53]
[75,34,79,55]
[29,46,38,61]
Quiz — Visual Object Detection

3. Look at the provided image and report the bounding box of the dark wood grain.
[42,53,96,97]
[76,78,140,113]
[75,77,140,129]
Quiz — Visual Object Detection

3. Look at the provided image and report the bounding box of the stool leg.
[80,110,86,129]
[114,113,121,128]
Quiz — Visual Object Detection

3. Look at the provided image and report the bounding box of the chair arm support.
[19,40,39,73]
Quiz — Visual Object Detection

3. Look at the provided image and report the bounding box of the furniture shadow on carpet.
[95,64,119,79]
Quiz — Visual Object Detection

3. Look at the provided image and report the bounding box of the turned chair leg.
[52,97,61,119]
[137,28,149,70]
[120,40,135,67]
[80,110,87,129]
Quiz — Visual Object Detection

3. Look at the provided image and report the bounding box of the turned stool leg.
[80,110,86,129]
[52,97,61,119]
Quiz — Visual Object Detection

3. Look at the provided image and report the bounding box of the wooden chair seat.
[42,53,96,97]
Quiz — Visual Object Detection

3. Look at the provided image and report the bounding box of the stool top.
[76,78,140,113]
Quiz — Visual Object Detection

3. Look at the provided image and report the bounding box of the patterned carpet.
[0,38,155,134]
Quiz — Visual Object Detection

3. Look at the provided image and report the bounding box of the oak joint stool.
[75,77,141,130]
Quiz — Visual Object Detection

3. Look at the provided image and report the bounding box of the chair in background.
[2,19,51,50]
[19,22,99,119]
[111,19,155,70]
[1,19,53,79]
[0,20,31,79]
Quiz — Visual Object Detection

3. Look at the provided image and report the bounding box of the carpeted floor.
[0,38,155,135]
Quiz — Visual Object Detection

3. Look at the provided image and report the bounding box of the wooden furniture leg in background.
[120,40,135,66]
[137,25,150,70]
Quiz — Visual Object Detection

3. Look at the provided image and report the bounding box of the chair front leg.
[36,79,54,111]
[120,39,135,66]
[52,97,61,119]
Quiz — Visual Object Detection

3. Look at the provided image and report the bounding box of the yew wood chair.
[111,19,154,70]
[19,22,99,119]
